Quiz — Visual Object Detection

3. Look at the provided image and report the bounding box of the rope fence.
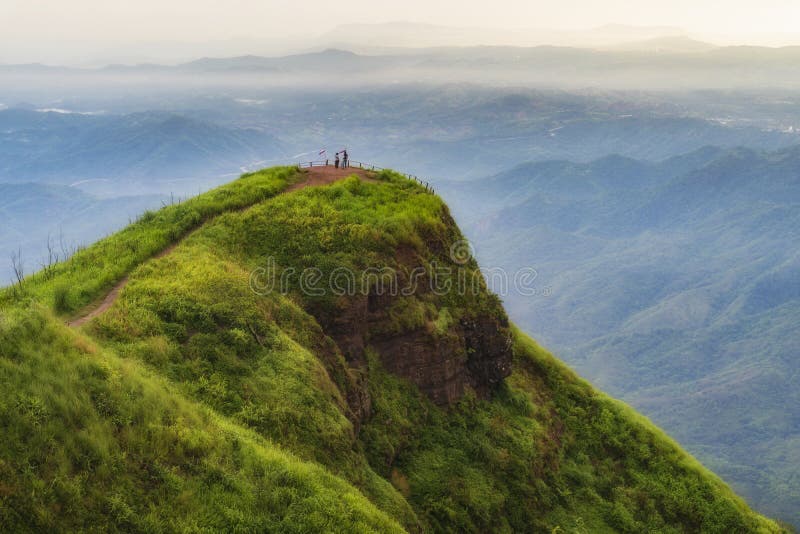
[296,160,435,194]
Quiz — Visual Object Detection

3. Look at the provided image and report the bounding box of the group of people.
[334,150,349,169]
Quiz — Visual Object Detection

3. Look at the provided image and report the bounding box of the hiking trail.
[67,166,373,328]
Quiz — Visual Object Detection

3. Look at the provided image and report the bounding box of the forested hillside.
[441,145,800,523]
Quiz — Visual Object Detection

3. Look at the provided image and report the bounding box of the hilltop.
[0,165,788,532]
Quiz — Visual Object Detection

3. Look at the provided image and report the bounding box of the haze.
[3,0,800,65]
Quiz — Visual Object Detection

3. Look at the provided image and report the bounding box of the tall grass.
[0,306,404,532]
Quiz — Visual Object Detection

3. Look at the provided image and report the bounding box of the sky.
[2,0,800,64]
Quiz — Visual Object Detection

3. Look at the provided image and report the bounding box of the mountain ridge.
[0,109,285,184]
[0,164,788,532]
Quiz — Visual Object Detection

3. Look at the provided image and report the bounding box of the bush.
[53,283,73,313]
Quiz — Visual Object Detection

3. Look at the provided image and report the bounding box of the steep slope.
[439,145,800,524]
[0,166,787,532]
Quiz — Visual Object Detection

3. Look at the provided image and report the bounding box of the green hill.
[0,166,788,532]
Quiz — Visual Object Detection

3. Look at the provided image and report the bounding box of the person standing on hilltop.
[342,149,349,168]
[334,152,340,169]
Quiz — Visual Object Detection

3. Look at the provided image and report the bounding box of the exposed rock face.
[304,298,372,430]
[372,317,513,405]
[307,252,513,411]
[322,295,370,366]
[461,314,514,398]
[372,328,467,406]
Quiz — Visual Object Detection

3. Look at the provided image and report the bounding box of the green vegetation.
[0,306,404,533]
[0,166,298,314]
[358,331,783,533]
[0,167,787,532]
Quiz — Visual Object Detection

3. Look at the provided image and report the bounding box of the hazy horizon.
[3,0,800,65]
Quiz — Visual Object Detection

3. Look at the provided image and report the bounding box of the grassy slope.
[0,307,404,533]
[0,167,787,532]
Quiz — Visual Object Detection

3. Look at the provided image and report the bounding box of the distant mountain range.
[610,35,719,53]
[0,182,163,284]
[10,20,800,67]
[6,44,800,90]
[0,108,287,281]
[0,22,695,66]
[0,109,285,185]
[4,86,797,280]
[4,88,797,186]
[318,21,689,50]
[440,145,800,524]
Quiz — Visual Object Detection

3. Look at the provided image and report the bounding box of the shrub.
[53,283,73,313]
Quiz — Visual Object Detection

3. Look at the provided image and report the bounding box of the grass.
[355,328,785,533]
[0,306,404,533]
[0,166,298,315]
[0,166,788,532]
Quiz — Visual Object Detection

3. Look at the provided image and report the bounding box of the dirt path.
[67,242,179,328]
[67,166,372,328]
[286,165,374,192]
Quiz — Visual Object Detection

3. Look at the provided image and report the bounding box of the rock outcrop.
[306,246,513,414]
